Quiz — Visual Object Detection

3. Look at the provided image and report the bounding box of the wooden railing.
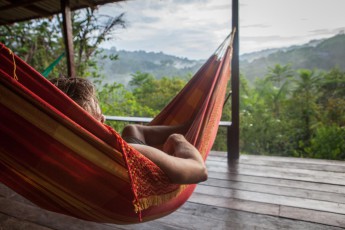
[105,115,232,155]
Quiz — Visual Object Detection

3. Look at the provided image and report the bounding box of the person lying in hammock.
[50,77,207,185]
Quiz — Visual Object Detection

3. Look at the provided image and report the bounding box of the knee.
[122,124,137,137]
[122,124,145,139]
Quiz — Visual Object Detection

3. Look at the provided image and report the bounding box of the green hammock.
[41,52,65,77]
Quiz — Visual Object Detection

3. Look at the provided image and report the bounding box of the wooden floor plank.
[189,193,345,228]
[179,202,343,230]
[208,156,345,173]
[207,171,345,194]
[189,192,280,216]
[280,206,345,228]
[195,185,345,215]
[151,210,270,230]
[0,213,53,230]
[206,161,345,185]
[207,159,345,180]
[209,152,345,166]
[0,196,187,230]
[0,198,123,230]
[202,177,345,204]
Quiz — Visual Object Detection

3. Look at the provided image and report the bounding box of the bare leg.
[131,134,207,184]
[122,122,190,147]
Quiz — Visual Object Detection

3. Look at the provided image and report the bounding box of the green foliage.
[306,125,345,160]
[71,9,125,78]
[239,66,345,160]
[96,78,156,131]
[130,72,187,111]
[0,19,64,76]
[317,68,345,126]
[0,8,125,79]
[97,72,187,132]
[213,128,228,151]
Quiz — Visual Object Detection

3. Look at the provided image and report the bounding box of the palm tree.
[292,69,320,154]
[264,64,294,117]
[266,64,294,88]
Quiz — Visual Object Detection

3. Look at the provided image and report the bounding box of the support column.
[61,0,76,78]
[228,0,240,161]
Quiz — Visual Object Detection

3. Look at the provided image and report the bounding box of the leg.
[122,123,190,147]
[130,134,207,184]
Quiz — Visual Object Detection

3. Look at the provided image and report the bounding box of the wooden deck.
[1,152,345,229]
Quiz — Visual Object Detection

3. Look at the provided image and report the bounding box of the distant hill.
[241,33,345,82]
[96,33,345,85]
[97,48,204,86]
[240,38,324,63]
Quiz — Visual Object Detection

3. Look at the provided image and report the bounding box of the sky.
[98,0,345,60]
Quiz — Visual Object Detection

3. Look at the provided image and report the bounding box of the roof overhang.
[0,0,125,26]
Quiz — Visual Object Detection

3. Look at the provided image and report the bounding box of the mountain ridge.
[241,33,345,81]
[97,33,345,85]
[97,48,204,86]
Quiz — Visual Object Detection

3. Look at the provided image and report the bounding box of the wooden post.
[228,0,240,161]
[61,0,76,78]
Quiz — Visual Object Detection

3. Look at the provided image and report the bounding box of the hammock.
[0,31,234,224]
[41,52,65,77]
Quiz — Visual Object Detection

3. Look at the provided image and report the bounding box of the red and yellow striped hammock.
[0,32,233,224]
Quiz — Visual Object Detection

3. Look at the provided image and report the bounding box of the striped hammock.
[0,32,234,224]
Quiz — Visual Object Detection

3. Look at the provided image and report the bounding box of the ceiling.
[0,0,125,26]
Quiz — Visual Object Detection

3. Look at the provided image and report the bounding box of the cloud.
[241,24,270,29]
[309,27,345,36]
[138,15,161,24]
[98,0,345,59]
[241,35,302,42]
[98,0,231,59]
[172,0,209,4]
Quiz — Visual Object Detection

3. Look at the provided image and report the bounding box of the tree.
[130,72,187,112]
[0,8,125,79]
[271,69,320,157]
[69,9,125,78]
[239,76,294,156]
[266,64,294,88]
[97,80,157,131]
[317,68,345,126]
[0,19,63,74]
[307,125,345,160]
[265,64,293,117]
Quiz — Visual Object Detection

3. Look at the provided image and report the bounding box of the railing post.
[228,0,240,161]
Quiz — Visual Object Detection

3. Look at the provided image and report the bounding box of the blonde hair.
[51,77,102,120]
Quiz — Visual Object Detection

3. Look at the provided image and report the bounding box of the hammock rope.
[0,30,234,224]
[6,48,18,80]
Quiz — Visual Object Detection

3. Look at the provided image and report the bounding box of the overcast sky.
[98,0,345,60]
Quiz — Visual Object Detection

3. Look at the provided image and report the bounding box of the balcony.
[1,151,344,229]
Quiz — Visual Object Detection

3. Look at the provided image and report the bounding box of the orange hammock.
[0,32,234,224]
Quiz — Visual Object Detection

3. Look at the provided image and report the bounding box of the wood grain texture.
[1,152,345,229]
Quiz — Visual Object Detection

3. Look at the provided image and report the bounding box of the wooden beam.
[61,0,76,78]
[228,0,240,161]
[0,0,45,12]
[23,5,52,16]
